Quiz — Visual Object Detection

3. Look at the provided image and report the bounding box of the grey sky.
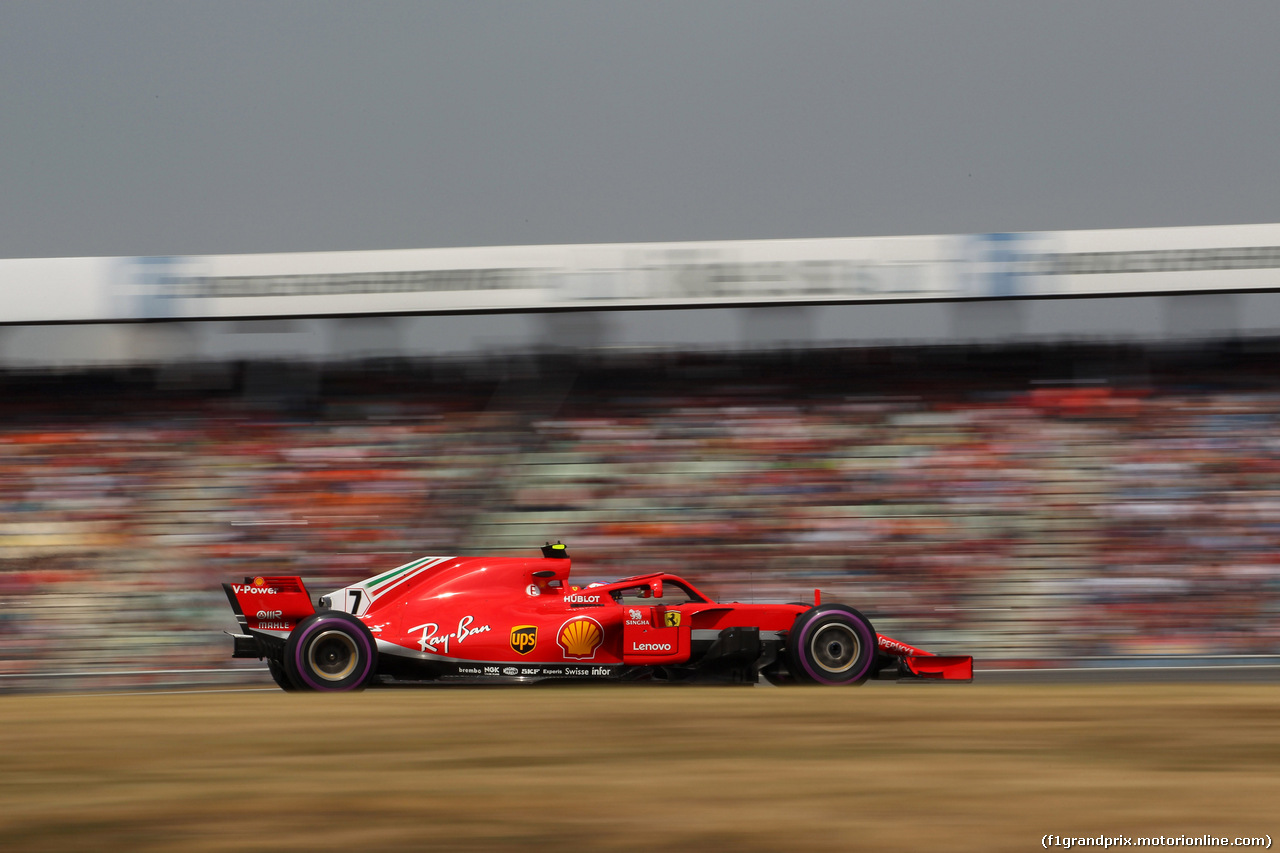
[2,2,1279,260]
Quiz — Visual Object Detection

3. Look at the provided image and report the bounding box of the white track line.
[0,668,265,679]
[73,688,280,697]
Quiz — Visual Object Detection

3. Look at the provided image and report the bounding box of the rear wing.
[223,576,316,635]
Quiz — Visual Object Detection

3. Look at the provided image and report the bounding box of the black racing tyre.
[786,604,877,685]
[266,658,299,692]
[284,612,378,692]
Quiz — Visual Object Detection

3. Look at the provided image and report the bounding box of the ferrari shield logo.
[664,611,681,628]
[510,625,538,655]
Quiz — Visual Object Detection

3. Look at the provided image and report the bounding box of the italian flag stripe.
[368,556,436,588]
[369,555,452,596]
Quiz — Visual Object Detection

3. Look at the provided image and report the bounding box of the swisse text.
[632,642,672,652]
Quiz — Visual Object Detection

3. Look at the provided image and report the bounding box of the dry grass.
[0,684,1276,852]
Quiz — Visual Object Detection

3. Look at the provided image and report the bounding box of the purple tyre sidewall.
[292,615,375,692]
[796,611,876,685]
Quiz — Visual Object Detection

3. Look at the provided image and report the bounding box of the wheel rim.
[308,630,359,681]
[810,622,861,673]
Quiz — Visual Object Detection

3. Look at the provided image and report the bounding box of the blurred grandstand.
[8,224,1280,689]
[2,340,1279,691]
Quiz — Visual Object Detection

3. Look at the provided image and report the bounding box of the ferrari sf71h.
[224,543,972,691]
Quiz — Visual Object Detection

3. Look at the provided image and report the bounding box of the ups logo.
[510,625,538,655]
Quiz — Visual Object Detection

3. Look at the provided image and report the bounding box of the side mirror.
[650,578,663,600]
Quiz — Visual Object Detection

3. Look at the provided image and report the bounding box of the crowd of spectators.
[2,344,1279,689]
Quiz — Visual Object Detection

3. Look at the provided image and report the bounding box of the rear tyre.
[267,658,299,692]
[786,604,877,685]
[284,612,378,692]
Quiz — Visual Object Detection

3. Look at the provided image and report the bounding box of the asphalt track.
[70,664,1280,698]
[975,663,1280,684]
[5,660,1280,696]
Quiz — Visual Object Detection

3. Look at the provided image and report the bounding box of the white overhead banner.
[5,222,1280,324]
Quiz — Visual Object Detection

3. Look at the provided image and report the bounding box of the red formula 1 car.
[223,543,972,691]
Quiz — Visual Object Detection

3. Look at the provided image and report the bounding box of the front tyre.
[284,612,378,691]
[787,604,877,685]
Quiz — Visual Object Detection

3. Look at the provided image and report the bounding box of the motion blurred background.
[4,234,1280,691]
[4,3,1280,694]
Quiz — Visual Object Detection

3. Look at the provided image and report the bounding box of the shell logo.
[557,616,604,660]
[252,577,266,587]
